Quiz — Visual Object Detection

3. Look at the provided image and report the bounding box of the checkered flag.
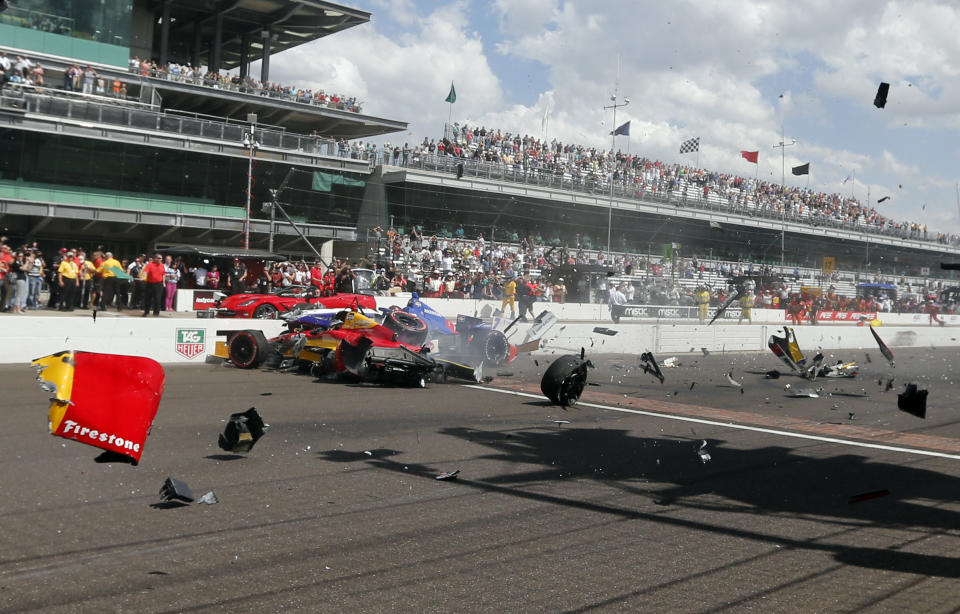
[679,137,699,154]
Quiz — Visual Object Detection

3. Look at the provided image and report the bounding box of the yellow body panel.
[32,352,76,433]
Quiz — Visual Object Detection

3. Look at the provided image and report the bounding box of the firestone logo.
[175,328,206,359]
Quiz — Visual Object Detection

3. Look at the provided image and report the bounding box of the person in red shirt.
[322,269,336,296]
[141,253,166,316]
[310,261,324,290]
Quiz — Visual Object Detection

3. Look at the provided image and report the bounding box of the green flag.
[311,171,366,192]
[444,81,456,104]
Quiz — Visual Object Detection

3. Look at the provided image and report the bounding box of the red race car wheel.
[227,330,270,369]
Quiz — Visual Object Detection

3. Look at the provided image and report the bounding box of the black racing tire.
[472,330,510,365]
[227,330,270,369]
[253,303,278,319]
[540,355,589,407]
[383,310,428,346]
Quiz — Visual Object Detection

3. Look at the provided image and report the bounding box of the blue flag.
[611,120,630,136]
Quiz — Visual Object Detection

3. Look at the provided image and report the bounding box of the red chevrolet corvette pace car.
[215,285,376,319]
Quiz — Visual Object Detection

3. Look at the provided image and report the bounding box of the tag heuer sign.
[175,328,206,359]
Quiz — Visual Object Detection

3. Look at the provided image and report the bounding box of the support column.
[211,12,224,73]
[159,0,171,65]
[260,27,271,83]
[239,32,250,79]
[191,22,201,68]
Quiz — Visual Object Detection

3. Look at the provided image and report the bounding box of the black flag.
[791,163,810,176]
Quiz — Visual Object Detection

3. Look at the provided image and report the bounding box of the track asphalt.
[0,346,957,612]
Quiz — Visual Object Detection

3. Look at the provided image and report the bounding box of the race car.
[768,326,858,380]
[216,308,437,386]
[214,285,376,319]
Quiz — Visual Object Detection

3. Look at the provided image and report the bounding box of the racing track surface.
[0,346,958,613]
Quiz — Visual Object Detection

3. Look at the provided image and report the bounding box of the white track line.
[464,385,960,460]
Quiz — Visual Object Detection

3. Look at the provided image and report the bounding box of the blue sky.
[266,0,960,235]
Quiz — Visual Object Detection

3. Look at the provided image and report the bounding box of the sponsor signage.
[614,304,742,320]
[810,311,877,322]
[175,328,206,359]
[193,290,217,310]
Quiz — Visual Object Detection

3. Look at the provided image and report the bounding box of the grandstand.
[0,0,405,255]
[0,0,958,299]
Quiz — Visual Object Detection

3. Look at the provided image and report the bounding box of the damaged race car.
[215,308,437,387]
[214,285,376,319]
[400,292,558,367]
[768,326,858,380]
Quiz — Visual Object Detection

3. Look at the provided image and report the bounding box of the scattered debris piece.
[32,351,165,465]
[159,477,194,504]
[689,382,696,390]
[864,353,872,364]
[587,382,601,386]
[197,491,219,505]
[662,356,678,368]
[496,371,514,377]
[765,370,781,379]
[640,352,665,384]
[787,388,820,398]
[218,407,268,454]
[593,327,618,336]
[701,348,709,356]
[435,469,461,481]
[885,377,895,392]
[540,348,594,407]
[725,372,742,388]
[697,440,711,464]
[897,384,927,418]
[849,489,890,504]
[363,450,373,456]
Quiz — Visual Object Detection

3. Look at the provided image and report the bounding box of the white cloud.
[259,0,960,233]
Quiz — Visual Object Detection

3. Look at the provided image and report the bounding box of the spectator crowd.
[357,121,959,248]
[128,57,362,113]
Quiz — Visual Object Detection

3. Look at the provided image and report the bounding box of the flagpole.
[603,67,629,252]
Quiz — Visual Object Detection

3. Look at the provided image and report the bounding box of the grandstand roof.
[159,0,370,70]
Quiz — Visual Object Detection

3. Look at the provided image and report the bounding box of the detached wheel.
[540,355,590,406]
[472,330,510,365]
[383,310,428,346]
[253,304,278,319]
[227,330,270,369]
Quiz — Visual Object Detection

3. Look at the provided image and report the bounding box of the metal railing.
[0,6,74,37]
[0,85,339,156]
[128,67,363,114]
[395,154,960,248]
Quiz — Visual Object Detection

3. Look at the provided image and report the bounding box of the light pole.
[242,113,259,250]
[772,125,797,267]
[603,91,629,252]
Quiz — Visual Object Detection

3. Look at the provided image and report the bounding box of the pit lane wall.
[1,311,957,364]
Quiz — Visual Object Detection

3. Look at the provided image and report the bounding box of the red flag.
[740,150,758,163]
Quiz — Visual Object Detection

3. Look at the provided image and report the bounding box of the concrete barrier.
[1,316,285,365]
[1,310,955,365]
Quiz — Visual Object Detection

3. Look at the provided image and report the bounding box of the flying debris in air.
[218,407,268,453]
[869,326,895,367]
[874,82,890,108]
[709,289,740,325]
[158,477,194,504]
[32,351,165,465]
[877,196,890,203]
